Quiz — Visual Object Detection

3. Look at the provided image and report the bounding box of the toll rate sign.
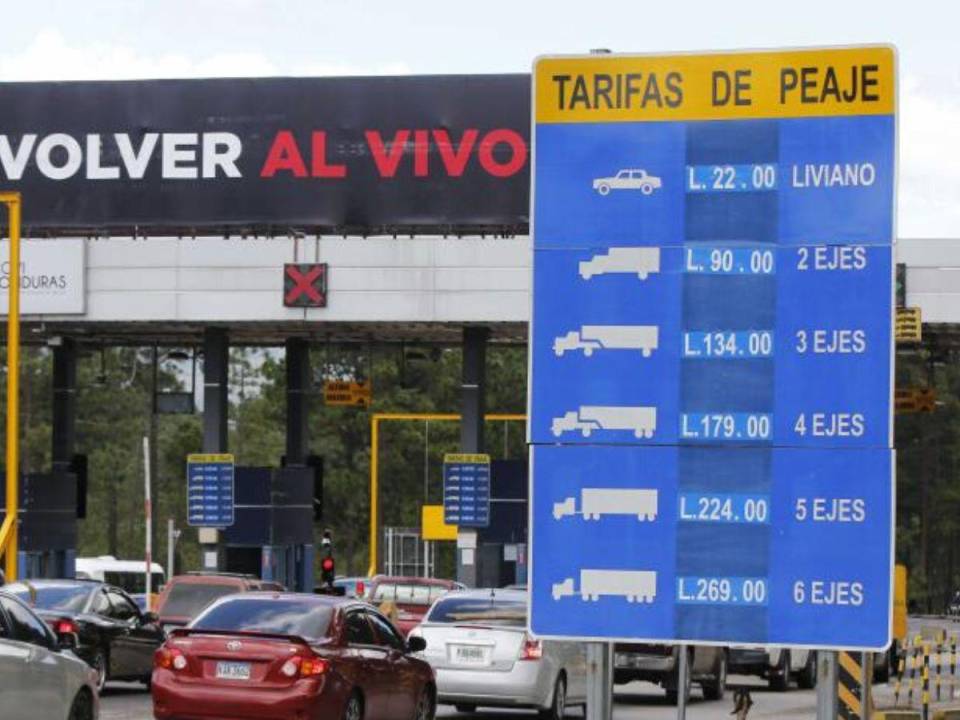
[528,46,896,650]
[186,453,236,528]
[443,453,491,528]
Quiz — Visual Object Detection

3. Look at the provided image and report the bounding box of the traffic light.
[321,555,335,586]
[320,529,335,589]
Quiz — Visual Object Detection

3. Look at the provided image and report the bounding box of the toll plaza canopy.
[0,73,957,349]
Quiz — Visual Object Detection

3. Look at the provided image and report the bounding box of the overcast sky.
[2,0,957,237]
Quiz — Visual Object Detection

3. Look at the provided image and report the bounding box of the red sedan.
[152,592,435,720]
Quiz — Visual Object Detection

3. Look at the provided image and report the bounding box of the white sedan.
[593,168,662,195]
[0,590,100,720]
[410,589,586,720]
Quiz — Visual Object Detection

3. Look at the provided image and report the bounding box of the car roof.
[166,574,254,587]
[432,588,527,601]
[4,578,104,590]
[213,591,364,609]
[370,575,458,587]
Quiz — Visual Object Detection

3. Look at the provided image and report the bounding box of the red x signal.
[284,263,328,307]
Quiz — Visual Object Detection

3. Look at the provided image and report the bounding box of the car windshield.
[426,596,527,627]
[4,583,91,613]
[190,597,334,640]
[160,583,240,619]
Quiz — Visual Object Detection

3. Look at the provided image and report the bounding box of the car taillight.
[520,637,543,661]
[355,581,365,597]
[300,657,328,676]
[280,655,328,678]
[54,619,78,635]
[155,647,187,671]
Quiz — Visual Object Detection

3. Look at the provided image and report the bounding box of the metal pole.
[1,192,21,582]
[367,416,380,577]
[817,651,839,720]
[143,436,152,610]
[677,644,688,720]
[585,643,613,720]
[167,518,177,581]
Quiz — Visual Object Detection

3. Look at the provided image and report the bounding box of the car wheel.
[454,704,476,714]
[540,675,566,720]
[768,650,790,691]
[597,184,610,195]
[703,650,728,700]
[90,649,108,693]
[797,651,817,689]
[414,688,435,720]
[344,692,364,720]
[641,184,653,195]
[69,689,94,720]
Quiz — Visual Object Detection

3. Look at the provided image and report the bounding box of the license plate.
[451,644,490,666]
[216,661,251,680]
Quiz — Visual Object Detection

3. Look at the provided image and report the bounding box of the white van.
[75,555,165,602]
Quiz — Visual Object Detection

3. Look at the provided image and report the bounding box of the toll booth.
[475,459,528,588]
[0,471,79,579]
[222,465,317,592]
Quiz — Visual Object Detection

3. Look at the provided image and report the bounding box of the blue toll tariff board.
[186,453,236,527]
[443,453,491,528]
[528,46,896,650]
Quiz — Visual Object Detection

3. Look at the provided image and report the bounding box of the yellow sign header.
[535,46,895,123]
[443,453,491,465]
[187,453,234,464]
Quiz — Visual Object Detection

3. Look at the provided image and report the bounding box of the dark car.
[5,578,166,692]
[155,572,286,632]
[613,643,727,704]
[152,592,436,720]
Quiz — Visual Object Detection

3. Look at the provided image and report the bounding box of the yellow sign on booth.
[421,505,457,541]
[324,380,372,407]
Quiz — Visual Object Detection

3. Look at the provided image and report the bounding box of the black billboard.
[0,74,531,235]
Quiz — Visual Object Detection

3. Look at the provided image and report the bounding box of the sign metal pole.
[585,642,613,720]
[677,644,689,720]
[816,651,839,720]
[0,192,21,582]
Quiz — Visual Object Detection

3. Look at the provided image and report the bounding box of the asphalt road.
[100,675,819,720]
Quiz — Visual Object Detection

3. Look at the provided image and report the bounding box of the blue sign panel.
[443,454,491,528]
[186,453,235,528]
[529,47,896,650]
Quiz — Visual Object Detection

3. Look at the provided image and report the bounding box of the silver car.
[410,589,586,719]
[0,590,100,720]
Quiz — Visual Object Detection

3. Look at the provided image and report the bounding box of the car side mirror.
[407,636,426,653]
[57,631,78,652]
[141,611,159,624]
